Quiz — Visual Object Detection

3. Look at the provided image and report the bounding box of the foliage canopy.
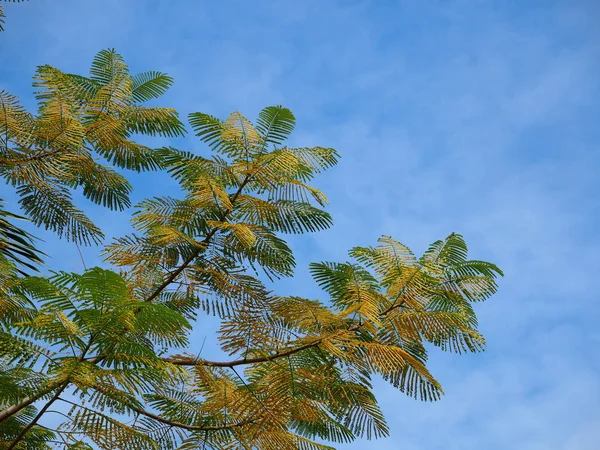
[0,50,502,450]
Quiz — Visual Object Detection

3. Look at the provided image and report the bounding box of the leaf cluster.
[0,49,184,258]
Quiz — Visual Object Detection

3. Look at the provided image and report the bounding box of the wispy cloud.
[1,0,598,448]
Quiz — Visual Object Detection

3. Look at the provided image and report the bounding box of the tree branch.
[57,396,251,433]
[6,383,68,450]
[143,175,250,303]
[381,300,408,317]
[0,379,67,424]
[162,324,363,368]
[128,404,253,431]
[0,332,96,425]
[163,339,322,367]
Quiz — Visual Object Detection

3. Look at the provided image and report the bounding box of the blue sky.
[1,0,599,448]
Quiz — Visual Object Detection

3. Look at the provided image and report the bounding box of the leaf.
[359,342,443,401]
[0,89,35,146]
[234,196,332,234]
[189,111,261,160]
[0,1,29,33]
[256,105,296,147]
[188,112,229,153]
[124,106,186,138]
[0,199,44,273]
[206,221,257,248]
[191,175,232,210]
[16,183,104,245]
[66,154,132,210]
[89,48,129,86]
[131,71,174,103]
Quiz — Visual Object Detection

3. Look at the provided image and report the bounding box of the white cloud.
[2,0,598,448]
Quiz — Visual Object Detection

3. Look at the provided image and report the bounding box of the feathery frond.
[0,48,185,247]
[0,199,44,274]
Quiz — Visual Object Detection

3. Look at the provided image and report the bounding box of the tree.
[0,51,503,450]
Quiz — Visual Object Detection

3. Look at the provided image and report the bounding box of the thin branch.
[144,169,255,304]
[6,383,68,449]
[163,339,322,367]
[0,379,67,423]
[0,332,97,424]
[0,147,64,166]
[75,242,87,270]
[162,320,364,368]
[58,396,252,433]
[143,177,249,303]
[127,403,253,432]
[230,366,278,426]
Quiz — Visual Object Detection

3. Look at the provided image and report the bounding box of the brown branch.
[381,300,407,317]
[0,333,96,424]
[57,396,251,432]
[0,148,64,166]
[143,175,250,303]
[128,404,253,431]
[380,268,423,316]
[164,340,323,367]
[164,323,363,368]
[0,379,67,424]
[144,151,304,304]
[6,384,68,450]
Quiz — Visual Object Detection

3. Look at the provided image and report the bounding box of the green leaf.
[131,71,174,103]
[89,48,129,86]
[256,105,296,147]
[0,199,44,273]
